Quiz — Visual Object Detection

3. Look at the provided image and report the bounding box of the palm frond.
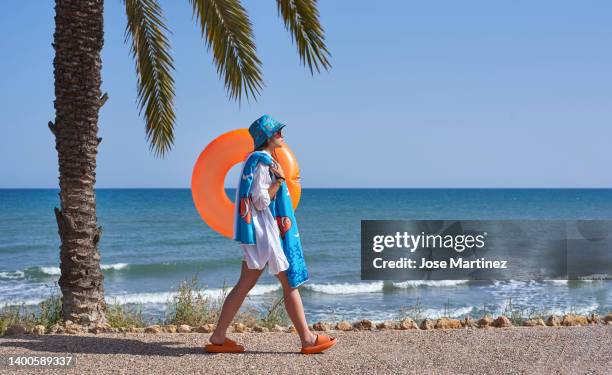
[189,0,263,102]
[277,0,331,74]
[124,0,176,157]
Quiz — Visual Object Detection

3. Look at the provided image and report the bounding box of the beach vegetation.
[106,300,147,328]
[35,289,63,328]
[396,298,426,322]
[502,297,526,326]
[165,275,221,327]
[257,295,291,329]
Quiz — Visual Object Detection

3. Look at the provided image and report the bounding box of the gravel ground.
[0,326,610,374]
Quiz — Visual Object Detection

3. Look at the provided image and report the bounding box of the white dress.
[233,150,290,275]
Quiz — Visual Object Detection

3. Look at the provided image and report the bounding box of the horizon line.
[2,187,612,190]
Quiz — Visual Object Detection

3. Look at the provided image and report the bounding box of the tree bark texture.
[52,0,107,326]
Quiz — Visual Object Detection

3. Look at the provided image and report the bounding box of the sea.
[1,188,610,323]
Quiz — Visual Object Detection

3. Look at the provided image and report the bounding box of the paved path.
[0,326,610,374]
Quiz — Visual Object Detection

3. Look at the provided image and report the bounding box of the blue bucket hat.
[249,114,286,148]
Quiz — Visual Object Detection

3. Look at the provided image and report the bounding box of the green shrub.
[165,275,217,326]
[36,290,62,328]
[257,295,290,329]
[106,299,146,328]
[0,304,36,336]
[396,298,425,322]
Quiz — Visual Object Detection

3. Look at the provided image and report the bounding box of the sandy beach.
[0,326,610,374]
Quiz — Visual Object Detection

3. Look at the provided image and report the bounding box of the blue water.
[1,189,610,322]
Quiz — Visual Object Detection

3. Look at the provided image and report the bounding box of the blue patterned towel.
[234,151,309,288]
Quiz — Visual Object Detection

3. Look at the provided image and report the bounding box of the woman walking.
[204,115,337,354]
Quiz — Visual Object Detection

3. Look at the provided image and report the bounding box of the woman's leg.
[209,260,264,344]
[275,271,317,347]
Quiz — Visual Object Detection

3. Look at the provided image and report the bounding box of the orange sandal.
[300,334,338,354]
[204,337,245,353]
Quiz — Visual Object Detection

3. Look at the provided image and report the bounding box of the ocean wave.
[544,280,569,285]
[576,274,610,281]
[392,280,470,288]
[0,271,25,280]
[420,306,475,319]
[302,280,471,295]
[304,282,384,294]
[32,263,129,276]
[108,284,281,305]
[23,259,242,279]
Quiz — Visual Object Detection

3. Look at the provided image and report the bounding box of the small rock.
[286,325,297,333]
[399,318,419,330]
[546,315,561,327]
[435,318,462,329]
[420,319,435,330]
[335,320,353,331]
[196,324,215,333]
[32,325,46,335]
[313,321,330,331]
[271,324,285,332]
[523,318,546,327]
[252,325,269,333]
[5,324,28,336]
[232,323,247,333]
[352,319,374,331]
[478,316,494,328]
[561,314,588,326]
[602,313,612,324]
[177,324,192,333]
[493,316,513,328]
[144,325,161,334]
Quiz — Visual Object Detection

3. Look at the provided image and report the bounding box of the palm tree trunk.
[51,0,107,326]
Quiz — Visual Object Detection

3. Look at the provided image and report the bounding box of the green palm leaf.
[124,0,176,157]
[189,0,263,102]
[277,0,332,74]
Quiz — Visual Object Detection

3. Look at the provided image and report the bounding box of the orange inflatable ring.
[191,128,302,239]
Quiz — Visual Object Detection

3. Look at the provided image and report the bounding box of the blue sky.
[1,0,611,188]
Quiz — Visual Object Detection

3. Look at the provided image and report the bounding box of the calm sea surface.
[1,189,610,322]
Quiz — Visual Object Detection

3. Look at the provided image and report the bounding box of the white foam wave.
[109,292,175,305]
[544,280,569,285]
[392,280,469,288]
[0,271,25,280]
[577,274,610,281]
[420,306,475,319]
[101,263,129,271]
[107,284,280,305]
[38,266,61,275]
[305,282,383,294]
[0,297,46,306]
[249,284,281,295]
[296,280,473,295]
[37,263,129,276]
[545,303,601,317]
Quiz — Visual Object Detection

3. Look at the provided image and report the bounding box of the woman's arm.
[250,164,274,210]
[267,178,283,200]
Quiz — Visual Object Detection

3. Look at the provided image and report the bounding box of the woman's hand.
[269,162,285,179]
